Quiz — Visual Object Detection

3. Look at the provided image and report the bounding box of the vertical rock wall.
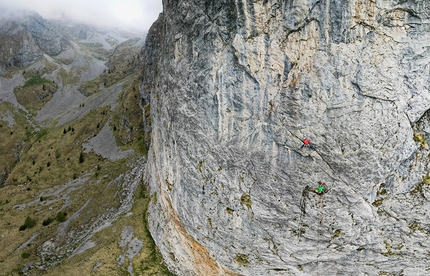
[141,0,430,275]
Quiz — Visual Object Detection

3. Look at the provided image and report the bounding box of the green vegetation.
[79,38,141,96]
[6,106,111,186]
[23,76,52,88]
[241,194,252,209]
[423,173,430,185]
[0,103,33,184]
[19,216,37,231]
[110,76,149,150]
[42,217,54,226]
[413,131,427,148]
[21,58,58,79]
[332,229,342,239]
[372,198,383,207]
[235,253,250,266]
[135,185,176,276]
[56,212,67,222]
[79,152,85,163]
[381,241,402,257]
[409,222,425,233]
[14,78,58,113]
[0,37,165,275]
[0,199,9,206]
[58,67,80,85]
[197,161,204,173]
[35,128,48,141]
[411,173,430,196]
[25,216,37,228]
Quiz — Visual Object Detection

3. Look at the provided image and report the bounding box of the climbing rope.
[298,184,330,240]
[298,185,313,240]
[318,193,324,235]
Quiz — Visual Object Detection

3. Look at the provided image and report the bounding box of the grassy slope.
[78,39,141,96]
[0,102,33,186]
[12,58,60,115]
[41,185,174,276]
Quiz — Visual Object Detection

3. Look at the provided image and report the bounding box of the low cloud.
[0,0,162,32]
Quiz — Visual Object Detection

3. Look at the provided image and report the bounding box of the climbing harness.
[300,138,316,150]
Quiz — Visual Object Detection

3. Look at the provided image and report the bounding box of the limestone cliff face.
[141,1,430,275]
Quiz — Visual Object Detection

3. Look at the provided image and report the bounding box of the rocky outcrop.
[0,22,43,68]
[0,12,69,70]
[142,0,430,275]
[19,13,69,56]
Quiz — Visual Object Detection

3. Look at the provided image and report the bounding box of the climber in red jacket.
[301,138,315,150]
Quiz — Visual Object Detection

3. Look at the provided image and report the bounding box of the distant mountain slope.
[0,10,169,276]
[0,12,68,72]
[0,11,143,75]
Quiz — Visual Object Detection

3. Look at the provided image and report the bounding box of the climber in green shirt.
[315,182,325,195]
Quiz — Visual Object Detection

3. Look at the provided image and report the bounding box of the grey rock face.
[0,22,44,67]
[19,13,69,55]
[117,226,144,275]
[0,12,69,69]
[141,1,430,275]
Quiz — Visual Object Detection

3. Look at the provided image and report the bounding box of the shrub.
[19,225,27,231]
[21,252,30,258]
[24,216,36,228]
[56,212,67,222]
[79,152,84,163]
[42,217,54,226]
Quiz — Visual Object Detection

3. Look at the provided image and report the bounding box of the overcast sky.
[0,0,162,32]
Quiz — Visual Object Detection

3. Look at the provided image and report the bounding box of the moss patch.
[413,131,427,148]
[241,194,252,209]
[235,253,249,266]
[372,198,383,207]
